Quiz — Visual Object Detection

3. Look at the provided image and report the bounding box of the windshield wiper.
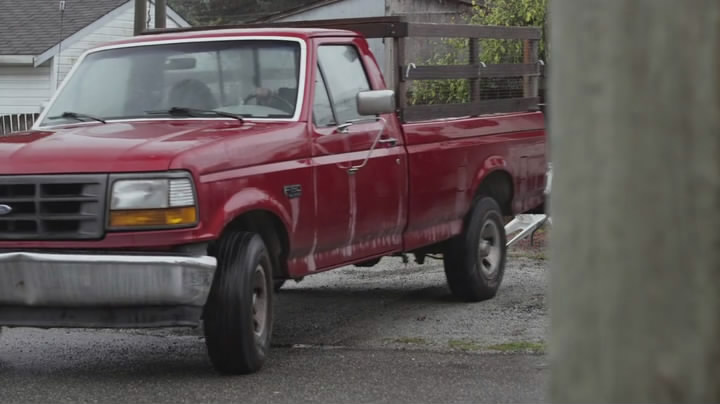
[48,111,107,124]
[146,107,244,122]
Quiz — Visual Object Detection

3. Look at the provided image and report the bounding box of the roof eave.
[0,55,35,65]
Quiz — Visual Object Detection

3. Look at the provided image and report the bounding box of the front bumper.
[0,251,216,328]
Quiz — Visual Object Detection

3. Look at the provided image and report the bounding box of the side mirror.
[357,89,395,116]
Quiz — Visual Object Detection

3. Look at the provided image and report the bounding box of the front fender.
[206,186,293,237]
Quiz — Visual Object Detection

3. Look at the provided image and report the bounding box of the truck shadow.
[0,283,458,382]
[272,278,465,348]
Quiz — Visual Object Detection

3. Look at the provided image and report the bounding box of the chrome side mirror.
[357,90,395,116]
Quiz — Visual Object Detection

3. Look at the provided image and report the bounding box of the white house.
[0,0,189,133]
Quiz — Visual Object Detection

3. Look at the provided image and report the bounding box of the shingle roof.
[0,0,129,56]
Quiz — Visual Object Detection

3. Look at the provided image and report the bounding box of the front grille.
[0,175,108,240]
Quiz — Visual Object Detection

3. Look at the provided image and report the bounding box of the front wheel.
[203,232,274,374]
[443,196,507,302]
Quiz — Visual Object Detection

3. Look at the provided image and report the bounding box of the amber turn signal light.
[109,207,197,228]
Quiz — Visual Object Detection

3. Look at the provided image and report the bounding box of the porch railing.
[0,113,39,135]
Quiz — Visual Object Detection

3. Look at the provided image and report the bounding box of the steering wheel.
[244,93,295,113]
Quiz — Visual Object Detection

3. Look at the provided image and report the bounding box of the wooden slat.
[404,64,540,81]
[523,39,531,96]
[482,63,540,77]
[469,38,481,103]
[407,23,542,40]
[402,97,540,122]
[395,37,408,109]
[405,65,479,80]
[142,16,409,38]
[142,17,542,41]
[527,39,540,98]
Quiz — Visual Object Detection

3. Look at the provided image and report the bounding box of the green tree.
[409,0,548,105]
[470,0,548,64]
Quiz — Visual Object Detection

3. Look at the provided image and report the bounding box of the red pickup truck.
[0,22,546,374]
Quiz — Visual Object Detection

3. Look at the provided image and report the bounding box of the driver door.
[310,41,407,270]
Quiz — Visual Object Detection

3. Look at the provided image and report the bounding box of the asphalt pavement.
[0,255,548,404]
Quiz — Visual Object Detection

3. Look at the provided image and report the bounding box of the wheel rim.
[477,219,501,277]
[251,264,268,338]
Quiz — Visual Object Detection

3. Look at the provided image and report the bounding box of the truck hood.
[0,121,240,175]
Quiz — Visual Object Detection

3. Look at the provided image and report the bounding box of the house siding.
[57,4,184,84]
[273,0,470,81]
[278,0,385,21]
[276,0,387,73]
[0,64,52,114]
[0,3,184,116]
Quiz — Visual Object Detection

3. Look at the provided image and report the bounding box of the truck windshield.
[40,40,302,126]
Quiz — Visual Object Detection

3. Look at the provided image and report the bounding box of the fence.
[0,113,39,135]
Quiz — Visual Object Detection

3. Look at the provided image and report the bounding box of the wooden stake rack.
[142,16,543,122]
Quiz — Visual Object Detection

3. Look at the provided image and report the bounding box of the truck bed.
[401,112,546,251]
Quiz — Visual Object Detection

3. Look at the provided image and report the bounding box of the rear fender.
[470,155,512,196]
[469,155,514,215]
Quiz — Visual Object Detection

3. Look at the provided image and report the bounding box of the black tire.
[444,196,507,302]
[273,279,286,292]
[203,232,274,375]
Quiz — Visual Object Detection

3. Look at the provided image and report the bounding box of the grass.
[447,339,547,353]
[448,339,484,351]
[386,337,546,354]
[386,337,429,345]
[487,341,546,354]
[509,250,548,261]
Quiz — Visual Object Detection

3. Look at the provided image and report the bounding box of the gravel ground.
[114,234,550,353]
[272,253,548,353]
[0,235,550,403]
[0,330,548,404]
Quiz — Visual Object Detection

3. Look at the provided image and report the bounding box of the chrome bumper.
[0,252,217,307]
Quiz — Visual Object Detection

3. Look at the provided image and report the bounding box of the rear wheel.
[203,232,273,374]
[444,196,507,302]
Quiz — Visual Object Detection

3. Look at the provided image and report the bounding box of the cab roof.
[98,27,357,50]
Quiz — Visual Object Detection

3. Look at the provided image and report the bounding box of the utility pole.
[133,0,147,35]
[56,0,65,87]
[549,0,720,402]
[155,0,166,29]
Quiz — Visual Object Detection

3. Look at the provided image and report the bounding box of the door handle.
[378,137,397,146]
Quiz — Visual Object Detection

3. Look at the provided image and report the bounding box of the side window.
[317,45,371,124]
[313,66,336,127]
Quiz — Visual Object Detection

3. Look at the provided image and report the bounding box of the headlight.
[108,175,198,229]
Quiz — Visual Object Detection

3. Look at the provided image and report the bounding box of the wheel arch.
[471,167,514,217]
[212,207,291,280]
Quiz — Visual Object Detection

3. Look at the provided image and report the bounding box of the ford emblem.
[0,204,12,216]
